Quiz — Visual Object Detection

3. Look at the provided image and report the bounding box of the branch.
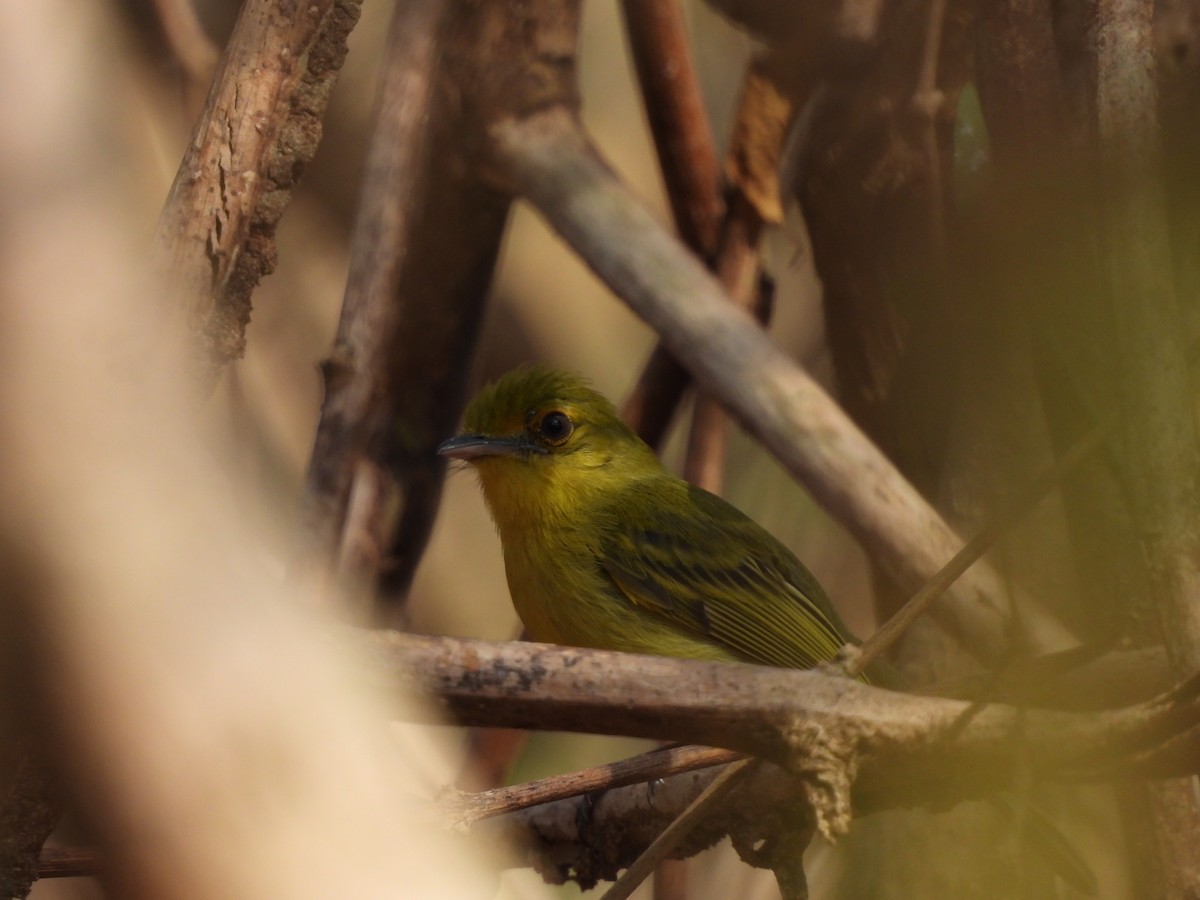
[484,106,1070,666]
[1093,0,1200,889]
[363,632,1200,822]
[156,0,363,384]
[619,0,723,258]
[480,756,787,889]
[300,0,545,620]
[302,0,602,620]
[681,64,791,491]
[443,744,743,827]
[0,5,499,894]
[618,0,724,448]
[359,630,1200,887]
[0,754,61,897]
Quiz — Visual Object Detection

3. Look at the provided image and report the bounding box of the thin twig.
[619,0,724,258]
[683,192,766,491]
[445,744,743,826]
[847,420,1113,677]
[36,847,103,879]
[602,760,758,900]
[618,0,725,446]
[913,0,950,298]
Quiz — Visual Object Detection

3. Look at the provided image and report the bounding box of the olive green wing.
[601,482,853,671]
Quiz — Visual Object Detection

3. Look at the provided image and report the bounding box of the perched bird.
[437,365,861,674]
[438,365,1098,896]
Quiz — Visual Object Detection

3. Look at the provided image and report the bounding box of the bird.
[438,365,1098,896]
[437,364,862,675]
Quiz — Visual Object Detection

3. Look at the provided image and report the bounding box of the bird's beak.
[437,433,544,460]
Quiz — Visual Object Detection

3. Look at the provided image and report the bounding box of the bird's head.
[438,366,662,528]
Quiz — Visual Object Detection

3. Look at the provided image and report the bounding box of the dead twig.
[618,0,724,447]
[444,744,743,828]
[846,420,1112,677]
[619,0,723,258]
[602,759,758,900]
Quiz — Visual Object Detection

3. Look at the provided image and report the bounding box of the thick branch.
[0,5,496,894]
[156,0,362,383]
[364,632,1200,795]
[301,1,547,618]
[1096,0,1200,675]
[1093,0,1200,892]
[484,107,1070,666]
[0,754,61,898]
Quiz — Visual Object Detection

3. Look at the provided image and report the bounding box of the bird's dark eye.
[537,410,573,445]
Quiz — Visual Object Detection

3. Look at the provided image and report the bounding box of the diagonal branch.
[483,106,1071,666]
[442,744,743,828]
[156,0,363,384]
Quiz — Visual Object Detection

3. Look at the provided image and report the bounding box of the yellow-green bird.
[437,365,858,673]
[438,365,1098,895]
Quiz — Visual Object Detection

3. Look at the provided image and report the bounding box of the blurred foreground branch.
[1093,0,1200,889]
[0,5,495,897]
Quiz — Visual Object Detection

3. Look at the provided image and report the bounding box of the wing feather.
[601,481,854,672]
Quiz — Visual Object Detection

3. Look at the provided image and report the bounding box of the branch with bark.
[351,630,1200,886]
[156,0,363,384]
[363,633,1200,825]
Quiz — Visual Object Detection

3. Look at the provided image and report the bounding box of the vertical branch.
[617,9,784,487]
[619,0,724,257]
[302,1,504,620]
[303,0,581,623]
[618,1,725,446]
[1094,0,1200,671]
[1094,0,1200,894]
[682,64,790,491]
[156,0,363,385]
